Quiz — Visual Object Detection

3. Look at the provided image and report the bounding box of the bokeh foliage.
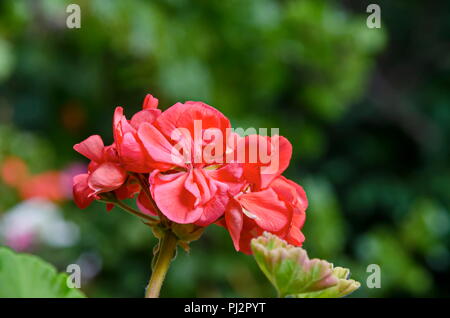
[0,0,448,297]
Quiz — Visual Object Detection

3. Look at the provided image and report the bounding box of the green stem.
[114,200,158,225]
[99,196,158,225]
[145,230,178,298]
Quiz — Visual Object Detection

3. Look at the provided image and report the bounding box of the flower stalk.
[98,193,159,225]
[145,230,178,298]
[114,199,159,225]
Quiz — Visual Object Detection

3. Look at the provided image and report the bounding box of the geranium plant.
[72,94,359,298]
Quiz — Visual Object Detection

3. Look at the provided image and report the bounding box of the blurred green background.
[0,0,449,297]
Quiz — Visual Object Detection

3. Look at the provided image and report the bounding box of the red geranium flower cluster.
[73,94,308,254]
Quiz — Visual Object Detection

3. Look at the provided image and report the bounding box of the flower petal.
[142,94,159,109]
[271,176,308,212]
[113,107,132,145]
[130,109,161,130]
[138,122,184,169]
[114,178,140,200]
[73,173,95,209]
[206,163,244,195]
[237,187,290,232]
[224,199,244,251]
[154,101,231,144]
[73,135,104,162]
[283,213,306,247]
[136,190,158,216]
[259,136,292,188]
[118,132,152,172]
[238,217,264,254]
[239,135,292,190]
[87,162,127,194]
[193,169,229,226]
[150,171,203,224]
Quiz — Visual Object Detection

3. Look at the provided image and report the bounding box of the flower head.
[72,93,308,254]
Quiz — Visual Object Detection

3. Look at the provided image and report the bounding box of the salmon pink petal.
[224,199,244,251]
[87,161,100,173]
[118,132,152,172]
[269,176,307,247]
[238,218,264,255]
[207,163,245,195]
[73,135,104,162]
[113,107,124,134]
[194,183,229,226]
[184,170,201,206]
[142,94,159,109]
[102,144,120,162]
[138,122,185,169]
[284,215,306,246]
[207,163,243,182]
[136,190,158,216]
[241,164,259,187]
[237,187,289,232]
[271,176,308,211]
[113,107,134,138]
[130,109,161,130]
[259,136,292,188]
[183,169,229,226]
[154,101,231,141]
[240,135,292,190]
[73,173,95,209]
[87,162,127,194]
[193,169,213,204]
[151,171,203,224]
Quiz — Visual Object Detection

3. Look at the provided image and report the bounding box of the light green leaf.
[0,247,86,298]
[251,232,360,298]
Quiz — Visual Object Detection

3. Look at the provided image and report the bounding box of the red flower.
[138,101,243,225]
[72,135,128,208]
[222,176,308,254]
[72,93,309,255]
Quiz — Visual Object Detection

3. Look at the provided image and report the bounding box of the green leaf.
[251,232,360,298]
[0,247,86,298]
